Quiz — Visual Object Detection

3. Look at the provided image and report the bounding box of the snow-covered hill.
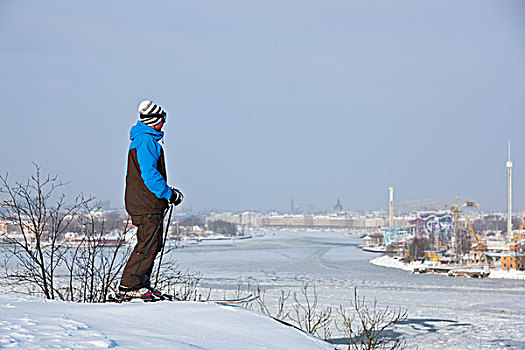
[0,293,335,349]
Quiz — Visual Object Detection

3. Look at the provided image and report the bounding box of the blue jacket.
[126,122,172,211]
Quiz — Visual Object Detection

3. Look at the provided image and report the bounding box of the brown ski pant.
[120,213,164,290]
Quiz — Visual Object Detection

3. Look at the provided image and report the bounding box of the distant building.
[290,197,301,214]
[501,240,525,271]
[501,253,525,271]
[334,198,343,211]
[207,212,241,225]
[99,200,111,210]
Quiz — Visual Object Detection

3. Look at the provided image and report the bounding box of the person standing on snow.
[119,100,183,301]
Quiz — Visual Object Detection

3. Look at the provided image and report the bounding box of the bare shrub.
[251,283,408,348]
[250,282,332,340]
[0,165,132,302]
[336,287,407,350]
[63,206,132,302]
[0,165,92,299]
[153,255,202,301]
[254,286,291,321]
[289,281,333,340]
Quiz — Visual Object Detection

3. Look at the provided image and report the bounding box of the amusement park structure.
[379,146,525,272]
[385,189,480,256]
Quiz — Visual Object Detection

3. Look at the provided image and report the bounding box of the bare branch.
[336,287,407,350]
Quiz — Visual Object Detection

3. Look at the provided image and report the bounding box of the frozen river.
[167,230,525,349]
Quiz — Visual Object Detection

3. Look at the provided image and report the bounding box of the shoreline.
[369,255,525,280]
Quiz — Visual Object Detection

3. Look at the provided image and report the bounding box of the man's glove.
[169,188,184,206]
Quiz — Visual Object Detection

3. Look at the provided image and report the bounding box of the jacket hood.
[130,121,164,141]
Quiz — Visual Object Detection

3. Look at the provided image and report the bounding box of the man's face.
[152,119,165,131]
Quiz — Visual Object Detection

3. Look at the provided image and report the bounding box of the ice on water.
[171,230,525,349]
[1,229,524,349]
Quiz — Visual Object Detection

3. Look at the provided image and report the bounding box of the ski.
[199,294,259,305]
[107,294,170,303]
[106,287,172,303]
[107,288,258,305]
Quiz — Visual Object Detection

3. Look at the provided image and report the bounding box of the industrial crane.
[393,196,480,211]
[509,216,525,252]
[466,219,488,265]
[514,216,525,241]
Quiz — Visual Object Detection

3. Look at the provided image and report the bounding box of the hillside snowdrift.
[0,294,335,349]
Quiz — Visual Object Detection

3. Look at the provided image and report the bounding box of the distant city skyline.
[1,1,525,212]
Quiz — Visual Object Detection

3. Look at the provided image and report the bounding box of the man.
[119,100,183,301]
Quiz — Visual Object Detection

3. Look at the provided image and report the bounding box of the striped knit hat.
[138,100,166,126]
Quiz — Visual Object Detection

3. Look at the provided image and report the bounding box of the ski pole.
[122,207,168,300]
[154,203,174,289]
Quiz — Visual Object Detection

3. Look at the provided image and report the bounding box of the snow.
[487,269,525,280]
[172,232,525,349]
[0,294,334,350]
[369,255,415,272]
[3,231,525,349]
[370,254,525,279]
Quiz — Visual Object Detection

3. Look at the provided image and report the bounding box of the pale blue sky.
[1,1,524,212]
